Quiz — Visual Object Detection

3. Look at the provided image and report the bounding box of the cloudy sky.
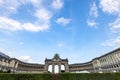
[0,0,120,64]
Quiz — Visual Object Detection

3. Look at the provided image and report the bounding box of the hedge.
[0,73,51,80]
[59,73,120,80]
[0,73,120,80]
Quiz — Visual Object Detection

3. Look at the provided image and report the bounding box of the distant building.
[0,48,120,73]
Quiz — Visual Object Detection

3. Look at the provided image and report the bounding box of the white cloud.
[30,0,40,4]
[0,0,65,32]
[35,8,52,21]
[100,0,120,33]
[51,0,63,10]
[30,0,42,8]
[0,17,22,31]
[23,23,49,32]
[90,2,98,18]
[18,56,31,62]
[109,17,120,33]
[87,20,97,27]
[25,8,51,32]
[99,0,120,49]
[0,0,42,16]
[102,36,120,48]
[100,0,120,15]
[0,0,22,16]
[0,16,49,32]
[87,2,98,28]
[56,17,71,26]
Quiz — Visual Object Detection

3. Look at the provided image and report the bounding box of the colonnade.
[92,50,120,72]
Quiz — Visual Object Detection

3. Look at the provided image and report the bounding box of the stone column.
[118,52,120,60]
[65,63,69,72]
[59,64,61,73]
[106,57,110,71]
[44,64,48,72]
[15,61,19,68]
[103,58,106,66]
[104,57,107,66]
[106,57,109,65]
[1,59,4,66]
[111,55,115,64]
[108,56,112,64]
[52,64,54,73]
[115,53,119,63]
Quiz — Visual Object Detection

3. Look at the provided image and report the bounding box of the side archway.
[48,65,52,73]
[61,65,65,72]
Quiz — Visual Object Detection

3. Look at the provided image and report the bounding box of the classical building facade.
[0,47,120,73]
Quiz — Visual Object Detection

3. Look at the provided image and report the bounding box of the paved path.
[51,74,59,80]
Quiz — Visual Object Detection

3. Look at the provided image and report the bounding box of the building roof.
[45,53,68,62]
[69,61,92,66]
[92,47,120,61]
[0,52,10,59]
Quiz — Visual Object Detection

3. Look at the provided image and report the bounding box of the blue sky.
[0,0,120,64]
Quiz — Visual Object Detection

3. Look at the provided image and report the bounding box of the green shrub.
[0,73,51,80]
[59,73,120,80]
[0,73,120,80]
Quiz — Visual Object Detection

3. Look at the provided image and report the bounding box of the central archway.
[54,65,59,73]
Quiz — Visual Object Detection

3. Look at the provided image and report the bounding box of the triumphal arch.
[44,54,69,73]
